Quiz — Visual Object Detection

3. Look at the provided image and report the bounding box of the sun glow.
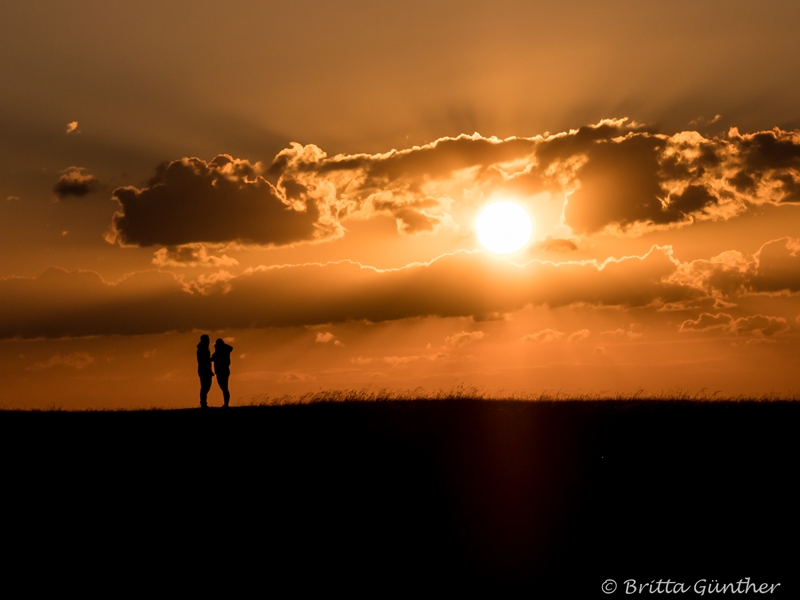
[476,201,533,254]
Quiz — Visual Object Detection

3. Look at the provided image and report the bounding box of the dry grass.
[2,384,795,412]
[244,384,799,406]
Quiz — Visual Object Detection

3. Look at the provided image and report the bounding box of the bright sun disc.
[476,201,533,254]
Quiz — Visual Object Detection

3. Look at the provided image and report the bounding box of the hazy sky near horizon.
[3,1,800,408]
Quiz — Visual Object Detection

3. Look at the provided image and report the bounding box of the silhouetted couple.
[197,335,233,409]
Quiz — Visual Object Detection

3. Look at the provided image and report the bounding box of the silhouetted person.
[197,334,213,409]
[212,338,234,408]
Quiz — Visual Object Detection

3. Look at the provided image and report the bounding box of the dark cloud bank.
[107,119,800,246]
[108,155,336,247]
[0,248,683,338]
[12,119,796,339]
[2,238,799,338]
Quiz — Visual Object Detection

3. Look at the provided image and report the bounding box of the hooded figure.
[197,334,213,408]
[211,338,234,408]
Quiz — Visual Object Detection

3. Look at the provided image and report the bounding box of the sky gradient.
[3,1,800,408]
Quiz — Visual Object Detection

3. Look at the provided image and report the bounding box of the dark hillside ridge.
[2,400,797,596]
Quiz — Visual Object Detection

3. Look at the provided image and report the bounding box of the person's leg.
[200,376,212,407]
[217,374,230,407]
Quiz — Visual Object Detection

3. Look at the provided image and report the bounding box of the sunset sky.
[3,1,800,409]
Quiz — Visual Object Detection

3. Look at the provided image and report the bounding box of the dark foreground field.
[2,399,797,596]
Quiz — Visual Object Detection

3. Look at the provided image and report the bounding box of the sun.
[476,201,533,254]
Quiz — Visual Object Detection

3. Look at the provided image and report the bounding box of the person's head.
[215,338,225,347]
[199,334,210,345]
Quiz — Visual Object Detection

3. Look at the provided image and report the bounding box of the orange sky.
[2,1,800,408]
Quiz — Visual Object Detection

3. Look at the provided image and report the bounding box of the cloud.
[53,167,99,199]
[6,196,20,202]
[271,119,647,236]
[680,312,734,333]
[108,155,339,247]
[534,124,799,234]
[669,237,800,296]
[680,313,789,337]
[557,133,676,234]
[0,245,703,339]
[729,315,790,336]
[730,127,800,203]
[522,329,565,343]
[326,119,800,236]
[472,311,508,322]
[444,330,485,348]
[28,352,94,371]
[382,353,444,367]
[751,237,800,292]
[278,371,315,382]
[567,329,591,342]
[106,121,800,248]
[535,236,580,253]
[66,121,79,134]
[315,332,334,343]
[689,115,721,127]
[267,141,467,236]
[152,244,239,268]
[181,270,235,295]
[600,324,642,340]
[602,328,624,337]
[382,355,421,367]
